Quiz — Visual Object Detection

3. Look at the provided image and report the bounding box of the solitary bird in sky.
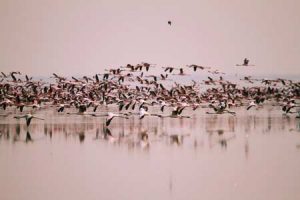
[243,58,249,66]
[168,21,172,26]
[236,58,255,66]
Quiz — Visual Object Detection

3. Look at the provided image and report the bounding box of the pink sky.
[0,0,299,76]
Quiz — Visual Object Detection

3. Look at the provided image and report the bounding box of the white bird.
[90,112,128,126]
[247,101,257,110]
[106,112,128,126]
[57,104,66,112]
[14,113,44,127]
[139,108,161,119]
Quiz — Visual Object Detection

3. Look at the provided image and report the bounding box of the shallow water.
[0,106,300,200]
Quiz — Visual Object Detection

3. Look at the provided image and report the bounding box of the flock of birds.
[0,61,299,136]
[0,19,296,145]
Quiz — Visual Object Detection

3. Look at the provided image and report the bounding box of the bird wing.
[33,117,45,120]
[106,117,114,126]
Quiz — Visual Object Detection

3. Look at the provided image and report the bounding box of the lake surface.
[1,106,300,200]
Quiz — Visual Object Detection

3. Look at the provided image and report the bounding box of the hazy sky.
[0,0,299,76]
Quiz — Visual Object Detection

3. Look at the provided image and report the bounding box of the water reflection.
[78,131,85,143]
[0,107,299,154]
[244,135,249,159]
[206,129,236,149]
[1,107,300,200]
[25,131,33,143]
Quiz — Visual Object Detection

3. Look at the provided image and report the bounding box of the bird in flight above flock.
[236,58,255,66]
[243,58,249,66]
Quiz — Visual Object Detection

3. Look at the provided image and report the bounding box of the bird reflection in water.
[193,139,198,150]
[13,131,19,143]
[0,127,8,140]
[169,172,173,198]
[244,135,249,159]
[44,124,48,136]
[103,127,117,143]
[217,129,236,149]
[4,128,9,140]
[138,131,150,149]
[12,130,33,143]
[218,130,227,148]
[16,123,21,136]
[26,131,33,143]
[207,129,236,149]
[169,134,190,146]
[170,135,182,145]
[79,131,85,143]
[0,107,298,151]
[93,128,100,140]
[49,130,53,139]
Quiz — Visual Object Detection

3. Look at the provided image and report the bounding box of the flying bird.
[243,58,249,66]
[236,58,255,66]
[168,21,172,26]
[14,113,45,127]
[90,112,129,126]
